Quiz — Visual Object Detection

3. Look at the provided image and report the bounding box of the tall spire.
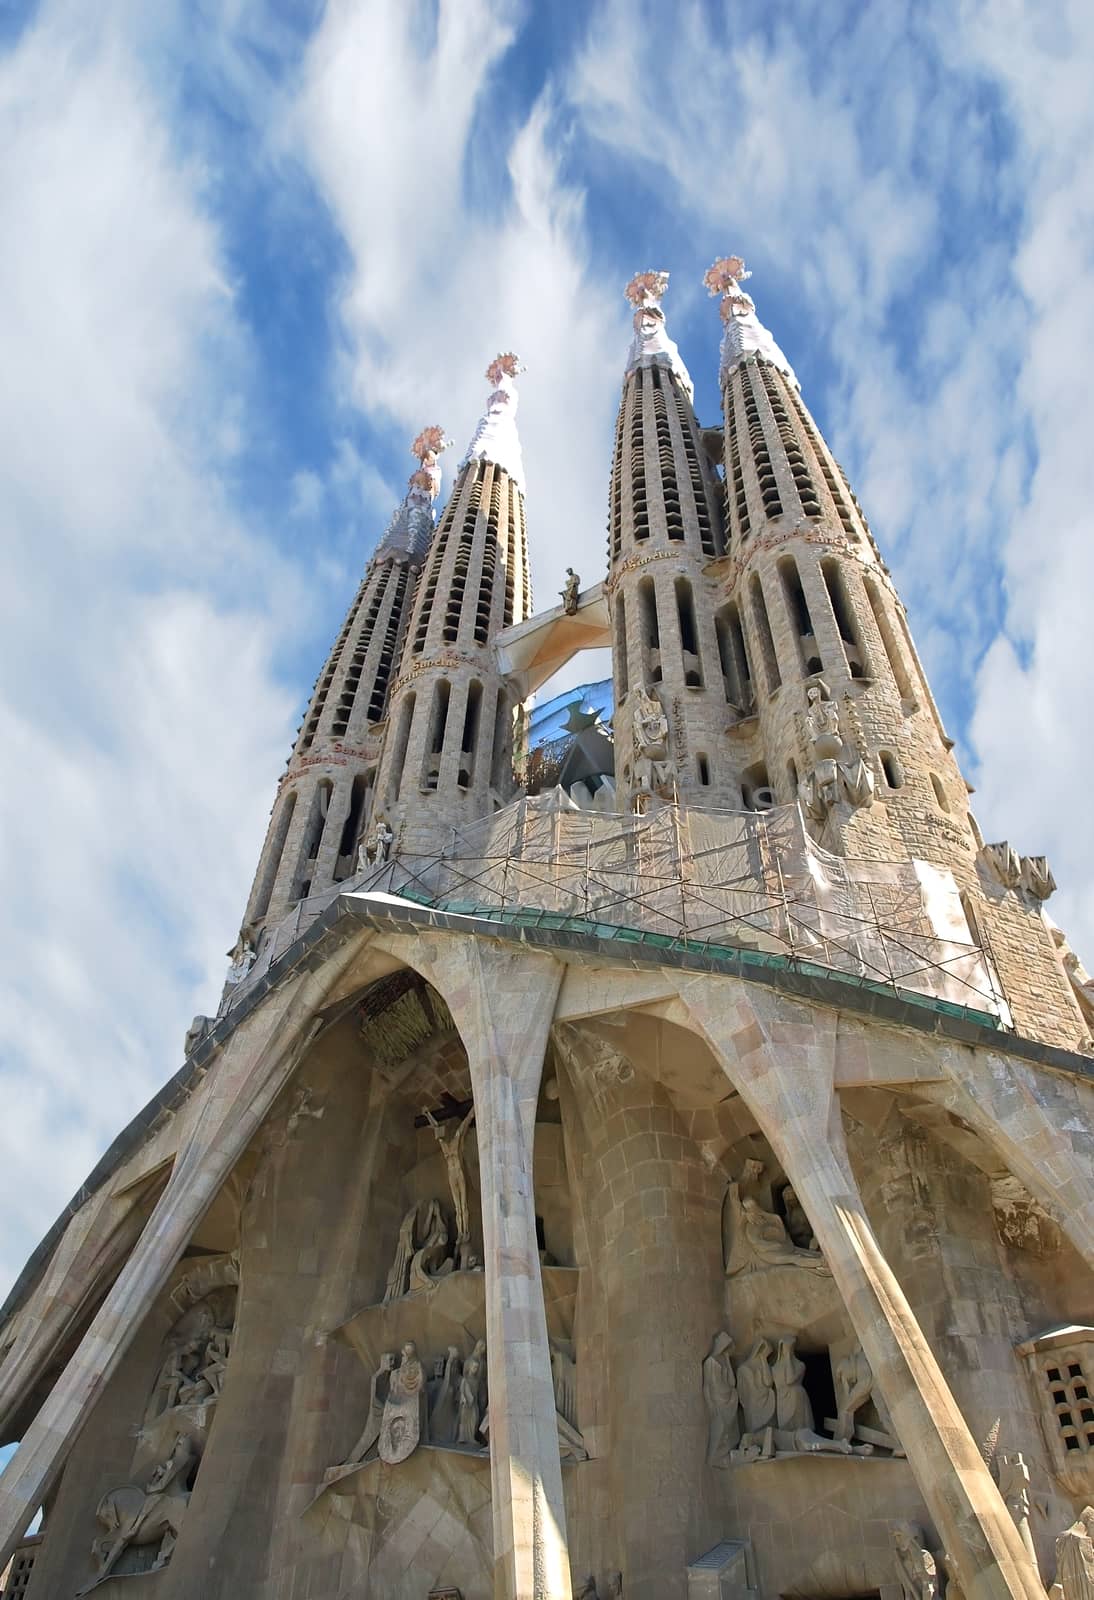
[460,352,526,490]
[376,426,451,565]
[704,255,798,389]
[623,270,694,399]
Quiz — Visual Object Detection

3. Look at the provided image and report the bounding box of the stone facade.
[1,260,1093,1600]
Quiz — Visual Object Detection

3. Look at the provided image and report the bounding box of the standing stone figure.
[379,1342,427,1465]
[424,1105,477,1255]
[1055,1509,1094,1600]
[383,1204,418,1304]
[997,1450,1038,1568]
[458,1339,487,1447]
[560,567,581,614]
[430,1347,462,1446]
[341,1351,396,1469]
[891,1523,940,1600]
[702,1331,740,1467]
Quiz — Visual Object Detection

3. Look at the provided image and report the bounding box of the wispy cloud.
[291,0,622,679]
[0,2,298,1287]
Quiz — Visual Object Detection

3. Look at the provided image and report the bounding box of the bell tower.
[704,255,1086,1047]
[606,272,727,812]
[374,355,533,847]
[239,427,447,935]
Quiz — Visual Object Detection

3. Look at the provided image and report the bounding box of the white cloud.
[291,0,624,691]
[0,3,298,1291]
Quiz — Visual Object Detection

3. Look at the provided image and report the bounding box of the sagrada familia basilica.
[3,257,1094,1600]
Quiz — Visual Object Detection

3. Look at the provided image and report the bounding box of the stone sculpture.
[1048,920,1094,1035]
[357,820,394,871]
[733,1337,776,1461]
[429,1346,462,1446]
[561,567,580,614]
[998,1450,1038,1566]
[78,1433,195,1593]
[831,1342,903,1454]
[339,1351,396,1470]
[1020,854,1056,901]
[224,933,256,986]
[703,1332,741,1468]
[458,1338,487,1447]
[773,1336,852,1455]
[1054,1509,1094,1600]
[631,686,674,812]
[424,1104,477,1264]
[798,680,874,823]
[383,1203,419,1304]
[891,1523,940,1600]
[978,841,1023,890]
[724,1183,831,1277]
[379,1342,427,1465]
[781,1184,815,1250]
[407,1198,453,1293]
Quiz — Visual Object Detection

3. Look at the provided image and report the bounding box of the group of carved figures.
[889,1499,1094,1600]
[356,817,394,871]
[798,679,873,825]
[79,1274,238,1592]
[329,1337,490,1476]
[723,1162,830,1277]
[149,1316,233,1417]
[383,1109,480,1301]
[703,1333,903,1465]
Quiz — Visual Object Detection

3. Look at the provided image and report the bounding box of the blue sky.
[2,0,1093,1300]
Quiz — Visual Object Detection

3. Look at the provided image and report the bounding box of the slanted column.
[0,942,361,1574]
[408,936,571,1600]
[924,1048,1094,1265]
[674,975,1046,1600]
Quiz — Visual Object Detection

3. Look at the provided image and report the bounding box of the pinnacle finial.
[407,426,451,500]
[704,255,756,321]
[624,270,670,311]
[485,352,524,386]
[410,425,451,465]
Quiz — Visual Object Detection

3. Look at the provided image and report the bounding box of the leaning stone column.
[399,934,572,1600]
[0,944,359,1574]
[925,1045,1094,1265]
[674,975,1047,1600]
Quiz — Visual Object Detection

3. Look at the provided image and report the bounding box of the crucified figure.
[424,1105,476,1244]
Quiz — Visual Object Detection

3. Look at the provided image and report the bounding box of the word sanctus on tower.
[3,260,1094,1600]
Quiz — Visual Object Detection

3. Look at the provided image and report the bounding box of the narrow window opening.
[930,773,950,813]
[294,779,332,901]
[777,555,817,676]
[336,775,369,869]
[697,753,710,786]
[749,575,781,693]
[422,679,451,791]
[639,577,662,685]
[716,602,753,712]
[787,758,799,792]
[251,789,296,920]
[863,576,914,704]
[459,680,483,790]
[491,689,512,792]
[675,576,703,687]
[879,750,904,789]
[741,761,775,812]
[821,558,869,678]
[388,692,416,802]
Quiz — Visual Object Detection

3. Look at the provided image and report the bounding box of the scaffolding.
[389,795,1006,1021]
[230,795,1007,1026]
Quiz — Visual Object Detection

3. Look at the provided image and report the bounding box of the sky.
[1,0,1093,1301]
